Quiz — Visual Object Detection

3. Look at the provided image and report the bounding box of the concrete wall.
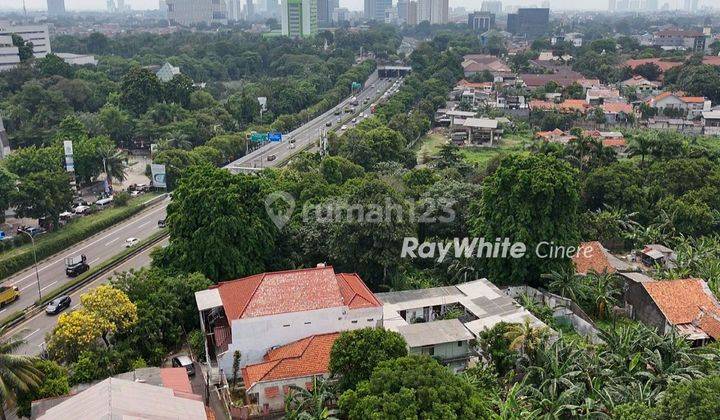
[248,374,328,413]
[218,305,383,373]
[624,282,666,332]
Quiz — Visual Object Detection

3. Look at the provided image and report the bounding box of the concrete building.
[652,29,706,52]
[166,0,229,26]
[317,0,338,25]
[418,0,432,22]
[407,1,418,25]
[242,332,339,414]
[430,0,448,24]
[0,35,20,72]
[281,0,317,37]
[364,0,392,21]
[397,0,409,23]
[47,0,66,16]
[702,110,720,136]
[332,7,350,22]
[468,11,495,32]
[377,278,549,372]
[194,265,383,375]
[0,25,51,58]
[0,116,9,160]
[648,91,711,119]
[506,8,549,38]
[55,52,98,66]
[480,0,502,14]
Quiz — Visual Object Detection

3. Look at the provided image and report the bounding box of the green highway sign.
[250,132,268,142]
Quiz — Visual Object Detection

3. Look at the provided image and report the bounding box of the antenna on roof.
[22,0,27,18]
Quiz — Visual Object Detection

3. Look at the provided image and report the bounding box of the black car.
[171,355,195,376]
[46,296,71,315]
[158,219,166,228]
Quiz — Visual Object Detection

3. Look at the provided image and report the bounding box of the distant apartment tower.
[364,0,392,21]
[0,35,20,72]
[47,0,66,15]
[246,0,255,19]
[166,0,229,25]
[644,0,658,10]
[397,0,409,23]
[317,0,338,25]
[407,1,418,25]
[0,25,51,58]
[282,0,318,37]
[417,0,446,24]
[0,115,9,159]
[468,11,495,32]
[480,0,502,15]
[506,8,549,38]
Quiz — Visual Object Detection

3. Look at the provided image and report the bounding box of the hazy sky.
[3,0,705,13]
[9,0,614,13]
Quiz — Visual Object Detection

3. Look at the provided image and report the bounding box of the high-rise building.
[246,0,255,19]
[397,0,409,23]
[47,0,66,15]
[228,0,242,20]
[418,0,431,22]
[507,8,549,38]
[468,12,495,32]
[0,115,9,160]
[407,1,418,25]
[364,0,392,21]
[430,0,448,24]
[480,1,502,15]
[166,0,229,25]
[317,0,337,25]
[281,0,318,37]
[0,25,51,58]
[0,35,20,73]
[644,0,658,10]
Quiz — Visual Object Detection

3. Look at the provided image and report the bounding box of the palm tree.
[503,319,549,357]
[628,132,654,167]
[541,268,588,303]
[98,145,128,188]
[585,271,619,319]
[0,332,42,420]
[284,377,339,420]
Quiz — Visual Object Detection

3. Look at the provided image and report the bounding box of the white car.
[340,125,348,130]
[125,237,139,248]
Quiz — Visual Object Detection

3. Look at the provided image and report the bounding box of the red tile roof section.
[642,279,720,325]
[242,333,340,389]
[697,312,720,340]
[573,241,616,275]
[160,367,202,401]
[215,266,380,320]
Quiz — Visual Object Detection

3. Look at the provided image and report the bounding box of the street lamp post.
[20,231,42,301]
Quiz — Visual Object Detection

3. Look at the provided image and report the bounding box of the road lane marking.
[40,281,57,292]
[136,221,151,229]
[105,238,119,246]
[22,329,39,340]
[6,205,166,286]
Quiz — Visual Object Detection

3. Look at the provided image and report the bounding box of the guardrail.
[0,230,169,331]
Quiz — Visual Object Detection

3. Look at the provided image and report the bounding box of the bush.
[114,191,130,206]
[189,329,206,362]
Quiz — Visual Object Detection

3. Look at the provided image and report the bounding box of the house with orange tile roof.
[241,332,340,414]
[648,91,711,119]
[624,278,720,345]
[194,265,382,375]
[572,241,633,275]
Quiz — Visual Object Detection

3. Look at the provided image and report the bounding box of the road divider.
[0,230,169,331]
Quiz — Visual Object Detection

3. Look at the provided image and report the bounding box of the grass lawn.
[414,132,447,164]
[0,192,161,260]
[458,132,533,169]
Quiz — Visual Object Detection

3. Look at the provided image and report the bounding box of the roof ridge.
[237,273,266,319]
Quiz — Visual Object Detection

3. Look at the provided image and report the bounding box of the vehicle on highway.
[334,110,341,115]
[45,296,71,315]
[171,355,196,376]
[65,254,89,277]
[0,286,19,307]
[95,197,114,208]
[350,96,359,106]
[340,125,348,130]
[125,237,139,248]
[288,143,296,149]
[351,118,357,123]
[158,219,166,228]
[325,121,332,127]
[364,98,369,104]
[344,107,352,113]
[267,154,277,161]
[74,205,91,214]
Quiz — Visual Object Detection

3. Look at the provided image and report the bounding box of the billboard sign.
[351,82,362,90]
[257,96,267,110]
[268,132,282,142]
[150,164,167,189]
[250,132,268,143]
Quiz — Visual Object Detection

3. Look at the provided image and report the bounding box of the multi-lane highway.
[1,70,401,355]
[227,70,396,172]
[7,241,166,355]
[0,196,168,317]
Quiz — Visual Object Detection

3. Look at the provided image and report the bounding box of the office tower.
[0,115,9,160]
[407,1,418,25]
[282,0,318,37]
[246,0,254,19]
[417,0,431,22]
[430,0,448,24]
[468,12,495,32]
[0,25,51,58]
[47,0,66,15]
[317,0,337,25]
[166,0,229,25]
[480,1,502,15]
[644,0,658,10]
[397,0,408,23]
[507,8,549,38]
[609,0,616,10]
[228,0,241,20]
[364,0,392,21]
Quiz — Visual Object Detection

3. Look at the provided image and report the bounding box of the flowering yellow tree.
[47,309,109,362]
[81,285,138,336]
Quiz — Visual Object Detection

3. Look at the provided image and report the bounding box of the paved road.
[6,240,166,356]
[1,71,403,356]
[0,196,169,315]
[227,71,397,172]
